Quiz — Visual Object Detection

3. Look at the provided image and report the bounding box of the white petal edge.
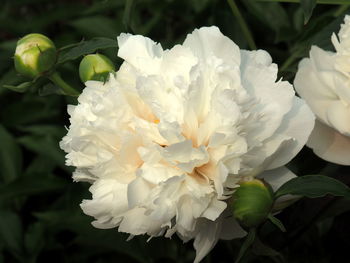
[265,97,315,170]
[307,119,350,165]
[117,33,163,75]
[294,57,338,123]
[183,26,241,66]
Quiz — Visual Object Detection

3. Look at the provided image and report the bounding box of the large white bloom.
[61,26,314,262]
[295,15,350,165]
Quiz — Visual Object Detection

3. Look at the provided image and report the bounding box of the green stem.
[227,0,257,50]
[48,72,79,96]
[333,4,350,16]
[235,228,256,263]
[57,40,84,52]
[268,213,287,232]
[280,52,299,72]
[256,0,350,4]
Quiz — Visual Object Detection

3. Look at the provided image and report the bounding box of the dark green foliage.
[275,175,350,199]
[0,0,350,262]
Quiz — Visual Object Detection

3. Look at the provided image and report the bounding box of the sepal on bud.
[14,33,56,78]
[79,54,115,83]
[232,179,274,228]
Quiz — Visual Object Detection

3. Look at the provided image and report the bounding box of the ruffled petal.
[265,97,315,170]
[240,49,295,141]
[117,33,163,75]
[183,26,241,66]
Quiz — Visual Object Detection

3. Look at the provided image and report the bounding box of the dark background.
[0,0,350,262]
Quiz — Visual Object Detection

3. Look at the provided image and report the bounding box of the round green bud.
[79,54,115,83]
[232,179,274,228]
[14,33,56,78]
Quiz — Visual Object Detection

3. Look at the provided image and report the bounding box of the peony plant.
[9,20,350,263]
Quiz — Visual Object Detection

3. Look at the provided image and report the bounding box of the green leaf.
[0,125,22,183]
[301,0,317,24]
[252,237,285,262]
[268,214,286,232]
[123,0,135,32]
[24,223,45,262]
[34,209,150,263]
[38,83,63,96]
[235,228,256,263]
[3,81,32,93]
[17,135,66,168]
[1,96,61,126]
[0,174,68,202]
[18,124,65,138]
[242,0,290,36]
[0,70,28,96]
[190,0,211,12]
[275,175,350,199]
[57,37,118,64]
[25,156,56,175]
[0,211,23,256]
[70,16,122,38]
[227,0,257,50]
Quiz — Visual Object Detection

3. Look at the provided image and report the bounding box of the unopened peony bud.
[232,179,274,228]
[79,54,115,83]
[14,33,56,78]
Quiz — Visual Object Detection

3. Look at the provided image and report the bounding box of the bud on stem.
[14,33,56,78]
[79,54,115,83]
[232,179,274,228]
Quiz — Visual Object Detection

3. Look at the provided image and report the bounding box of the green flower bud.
[232,179,274,228]
[79,54,115,83]
[14,33,56,78]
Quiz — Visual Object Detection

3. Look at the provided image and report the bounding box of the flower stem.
[333,4,350,17]
[48,72,79,96]
[234,228,256,263]
[227,0,257,50]
[280,52,299,72]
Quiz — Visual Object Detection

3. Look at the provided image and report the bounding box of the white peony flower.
[294,15,350,165]
[60,26,314,262]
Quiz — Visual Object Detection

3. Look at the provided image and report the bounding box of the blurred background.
[1,0,350,262]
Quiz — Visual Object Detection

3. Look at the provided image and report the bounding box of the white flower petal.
[258,166,296,191]
[117,33,163,75]
[307,120,350,165]
[326,100,350,135]
[80,179,128,228]
[183,26,241,66]
[219,215,246,240]
[265,97,315,170]
[127,176,152,208]
[119,208,163,236]
[193,219,221,263]
[294,57,338,123]
[240,49,295,141]
[201,198,227,221]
